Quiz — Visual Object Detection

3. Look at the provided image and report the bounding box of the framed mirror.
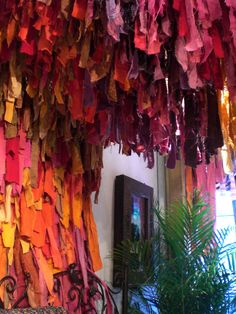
[113,175,154,287]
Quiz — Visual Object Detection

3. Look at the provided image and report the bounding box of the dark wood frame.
[113,175,154,288]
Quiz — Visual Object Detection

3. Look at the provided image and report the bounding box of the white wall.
[93,145,158,285]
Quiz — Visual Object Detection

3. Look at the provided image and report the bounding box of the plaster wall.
[93,145,158,285]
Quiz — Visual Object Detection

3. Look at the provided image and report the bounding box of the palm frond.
[113,190,236,313]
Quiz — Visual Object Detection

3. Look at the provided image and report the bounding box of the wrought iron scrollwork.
[0,275,17,308]
[0,264,119,313]
[67,286,83,311]
[12,273,30,309]
[68,263,84,286]
[54,264,120,313]
[0,272,31,309]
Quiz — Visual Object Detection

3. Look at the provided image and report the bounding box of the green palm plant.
[113,191,236,314]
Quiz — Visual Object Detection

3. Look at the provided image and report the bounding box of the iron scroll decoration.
[0,264,119,313]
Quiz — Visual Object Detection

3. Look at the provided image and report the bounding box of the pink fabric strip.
[0,124,6,193]
[184,0,203,52]
[205,0,222,22]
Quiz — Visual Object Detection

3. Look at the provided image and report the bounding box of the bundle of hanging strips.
[0,0,235,310]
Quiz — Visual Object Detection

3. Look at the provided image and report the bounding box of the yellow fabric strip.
[4,101,14,123]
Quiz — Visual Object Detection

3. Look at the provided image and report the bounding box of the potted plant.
[113,191,236,314]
